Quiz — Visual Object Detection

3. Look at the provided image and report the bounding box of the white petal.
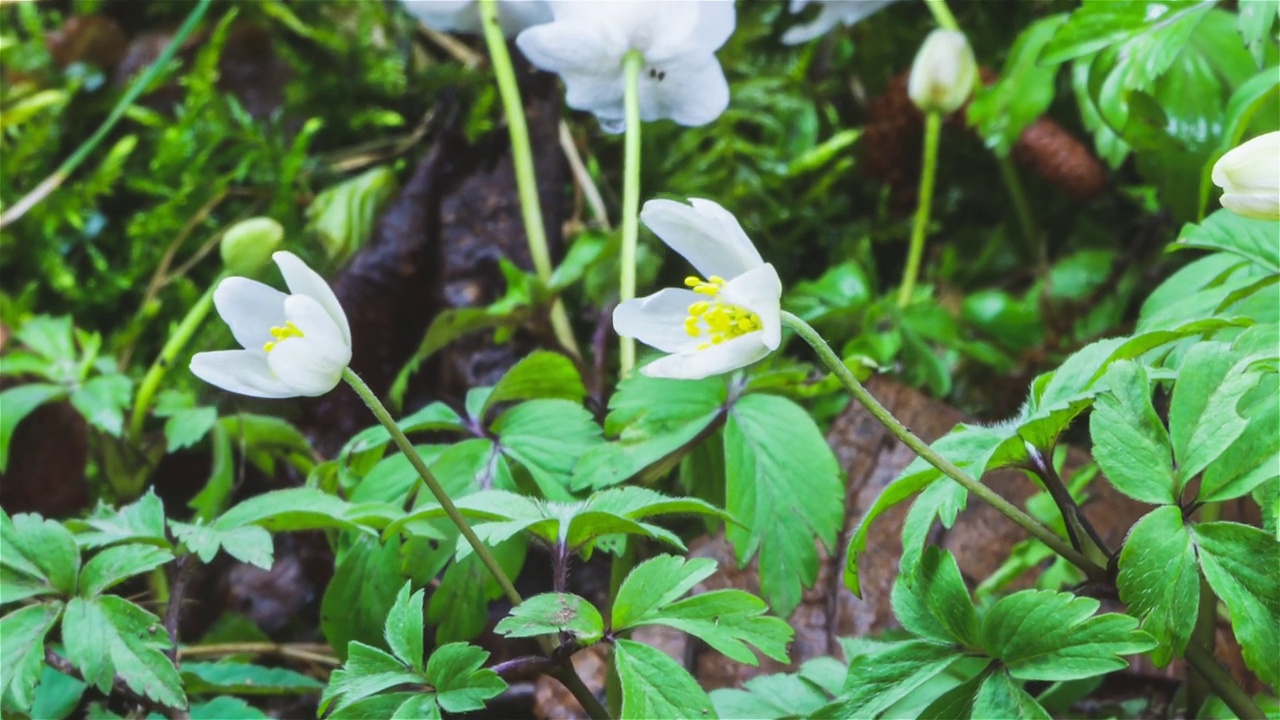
[516,15,623,76]
[1220,193,1280,221]
[782,0,899,45]
[1213,132,1280,192]
[272,251,351,346]
[639,53,729,127]
[640,198,763,280]
[213,277,286,352]
[720,263,783,351]
[405,0,551,36]
[641,332,770,380]
[189,350,297,398]
[683,0,736,57]
[264,294,351,396]
[613,288,703,353]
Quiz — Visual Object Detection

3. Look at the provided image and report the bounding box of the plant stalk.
[477,0,581,359]
[899,111,942,308]
[618,50,645,377]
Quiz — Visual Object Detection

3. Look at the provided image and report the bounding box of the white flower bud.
[220,217,284,275]
[1211,131,1280,221]
[908,29,977,115]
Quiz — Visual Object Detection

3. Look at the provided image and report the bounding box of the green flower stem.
[129,272,226,441]
[618,50,645,377]
[478,0,581,360]
[0,0,213,230]
[1184,640,1263,720]
[781,311,1100,578]
[343,367,611,720]
[924,0,960,31]
[898,111,942,308]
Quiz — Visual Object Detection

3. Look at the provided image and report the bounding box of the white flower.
[781,0,901,45]
[515,1,735,133]
[190,252,352,398]
[908,29,977,115]
[403,0,552,37]
[1211,131,1280,221]
[613,199,782,379]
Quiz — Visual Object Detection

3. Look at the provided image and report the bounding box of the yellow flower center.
[263,321,304,353]
[682,275,763,351]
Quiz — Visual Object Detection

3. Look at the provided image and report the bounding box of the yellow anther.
[684,317,700,337]
[689,301,709,316]
[679,274,763,351]
[707,276,726,286]
[262,321,304,353]
[684,276,702,288]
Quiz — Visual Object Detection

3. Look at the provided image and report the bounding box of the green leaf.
[614,638,717,720]
[814,640,959,719]
[1200,371,1280,501]
[572,374,726,491]
[424,642,505,713]
[711,664,838,720]
[1,511,80,603]
[70,489,169,549]
[919,669,989,719]
[161,406,217,453]
[892,547,979,648]
[0,383,68,471]
[0,602,62,714]
[1179,208,1280,273]
[69,374,132,437]
[724,393,843,617]
[1116,506,1199,665]
[981,589,1156,680]
[14,316,76,365]
[320,642,421,716]
[1089,361,1176,504]
[1041,0,1214,65]
[214,487,395,534]
[78,545,173,597]
[384,582,425,673]
[322,536,404,659]
[1191,521,1280,686]
[494,593,604,645]
[971,671,1051,720]
[611,555,718,632]
[1169,343,1259,490]
[492,399,603,500]
[180,661,322,695]
[968,14,1069,155]
[646,590,794,666]
[187,696,268,719]
[29,661,86,720]
[480,351,586,419]
[428,538,526,644]
[1237,0,1280,65]
[169,522,273,569]
[61,596,184,709]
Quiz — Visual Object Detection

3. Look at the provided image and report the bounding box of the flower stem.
[342,368,610,719]
[618,50,645,377]
[129,273,226,441]
[0,0,213,230]
[780,311,1101,579]
[477,0,581,359]
[342,368,524,608]
[924,0,960,31]
[998,155,1044,267]
[898,111,942,308]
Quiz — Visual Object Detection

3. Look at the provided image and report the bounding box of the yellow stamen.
[263,321,304,353]
[679,274,763,351]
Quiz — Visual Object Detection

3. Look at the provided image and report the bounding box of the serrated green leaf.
[1169,343,1259,490]
[969,15,1069,155]
[14,316,76,365]
[169,522,273,569]
[494,592,604,645]
[29,660,87,720]
[0,383,67,472]
[70,489,169,549]
[322,536,404,659]
[710,666,835,720]
[1116,506,1199,665]
[648,590,793,666]
[1201,371,1280,501]
[981,589,1155,680]
[972,671,1051,720]
[0,602,62,713]
[493,399,603,501]
[424,642,505,713]
[1191,521,1280,686]
[724,393,842,617]
[1041,0,1214,65]
[385,582,425,673]
[899,477,968,580]
[1090,361,1177,504]
[892,547,979,648]
[813,640,959,719]
[162,406,217,453]
[1,511,80,603]
[919,669,988,720]
[61,596,184,709]
[180,660,322,695]
[1179,208,1280,273]
[572,374,727,491]
[187,696,267,719]
[611,555,718,632]
[480,352,586,419]
[79,545,173,597]
[615,638,717,720]
[213,487,394,534]
[428,538,526,644]
[320,642,421,716]
[70,374,132,437]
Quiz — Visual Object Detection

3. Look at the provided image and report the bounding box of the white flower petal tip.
[616,198,781,380]
[514,1,735,131]
[191,252,352,399]
[402,0,552,37]
[781,0,902,45]
[1211,131,1280,221]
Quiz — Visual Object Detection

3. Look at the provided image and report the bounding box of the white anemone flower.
[190,252,352,398]
[614,199,782,379]
[782,0,902,45]
[403,0,552,37]
[1211,131,1280,221]
[515,1,735,133]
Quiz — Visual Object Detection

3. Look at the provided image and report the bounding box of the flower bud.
[1211,131,1280,221]
[908,29,977,115]
[220,217,284,275]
